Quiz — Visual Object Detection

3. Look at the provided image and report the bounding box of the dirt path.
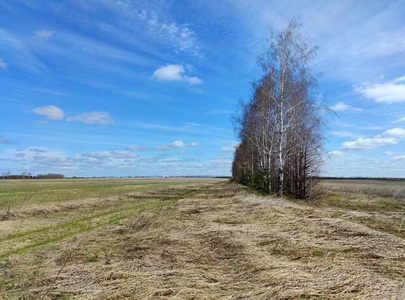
[3,182,404,299]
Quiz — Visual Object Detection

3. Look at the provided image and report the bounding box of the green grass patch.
[0,178,213,209]
[0,183,214,260]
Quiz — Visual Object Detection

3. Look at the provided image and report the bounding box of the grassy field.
[0,178,404,299]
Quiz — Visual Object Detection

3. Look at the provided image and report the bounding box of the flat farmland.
[0,178,404,299]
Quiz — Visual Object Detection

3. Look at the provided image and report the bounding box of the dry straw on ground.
[0,179,404,299]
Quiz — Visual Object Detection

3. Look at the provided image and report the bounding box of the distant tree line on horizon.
[318,177,405,182]
[232,20,325,200]
[1,172,65,179]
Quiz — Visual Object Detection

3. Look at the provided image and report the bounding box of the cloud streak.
[395,116,405,123]
[66,111,115,126]
[128,140,200,151]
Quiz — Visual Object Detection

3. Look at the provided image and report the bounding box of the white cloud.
[152,64,202,85]
[33,105,65,120]
[83,150,137,159]
[340,127,405,150]
[153,64,183,81]
[382,128,405,139]
[355,76,405,104]
[0,58,8,70]
[170,140,187,148]
[141,10,200,55]
[341,137,397,151]
[0,146,65,165]
[221,142,241,152]
[394,76,405,83]
[328,151,344,157]
[187,77,203,85]
[153,140,188,150]
[393,155,405,160]
[330,102,350,111]
[35,29,54,39]
[329,102,362,112]
[383,151,394,156]
[129,141,199,151]
[395,116,405,123]
[66,111,115,125]
[177,150,186,155]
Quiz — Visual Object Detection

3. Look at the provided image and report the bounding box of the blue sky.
[1,0,405,177]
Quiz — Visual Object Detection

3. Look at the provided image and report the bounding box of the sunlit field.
[0,178,404,299]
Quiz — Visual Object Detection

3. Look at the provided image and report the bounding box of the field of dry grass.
[0,178,404,299]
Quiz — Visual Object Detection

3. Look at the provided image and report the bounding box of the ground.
[0,178,404,299]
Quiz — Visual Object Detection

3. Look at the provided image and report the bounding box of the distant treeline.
[1,174,228,180]
[318,177,405,182]
[1,173,65,179]
[36,173,65,179]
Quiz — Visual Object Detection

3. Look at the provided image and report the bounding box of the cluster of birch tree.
[232,20,325,199]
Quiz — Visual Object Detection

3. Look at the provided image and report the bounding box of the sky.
[0,0,404,178]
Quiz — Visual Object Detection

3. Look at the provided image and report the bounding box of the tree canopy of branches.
[232,20,325,199]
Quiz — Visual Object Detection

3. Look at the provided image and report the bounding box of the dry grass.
[0,178,404,299]
[321,179,405,200]
[317,179,405,240]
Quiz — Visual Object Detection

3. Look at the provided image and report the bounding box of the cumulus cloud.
[393,155,405,160]
[33,105,65,120]
[0,143,230,177]
[35,29,54,39]
[341,137,397,151]
[329,102,362,112]
[66,111,115,125]
[355,76,405,104]
[170,140,187,148]
[0,146,65,164]
[152,64,202,85]
[383,128,405,139]
[340,127,405,150]
[190,142,200,147]
[0,58,8,70]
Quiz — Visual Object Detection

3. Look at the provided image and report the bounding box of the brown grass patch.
[1,179,404,299]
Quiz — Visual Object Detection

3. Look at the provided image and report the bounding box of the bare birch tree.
[232,19,324,199]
